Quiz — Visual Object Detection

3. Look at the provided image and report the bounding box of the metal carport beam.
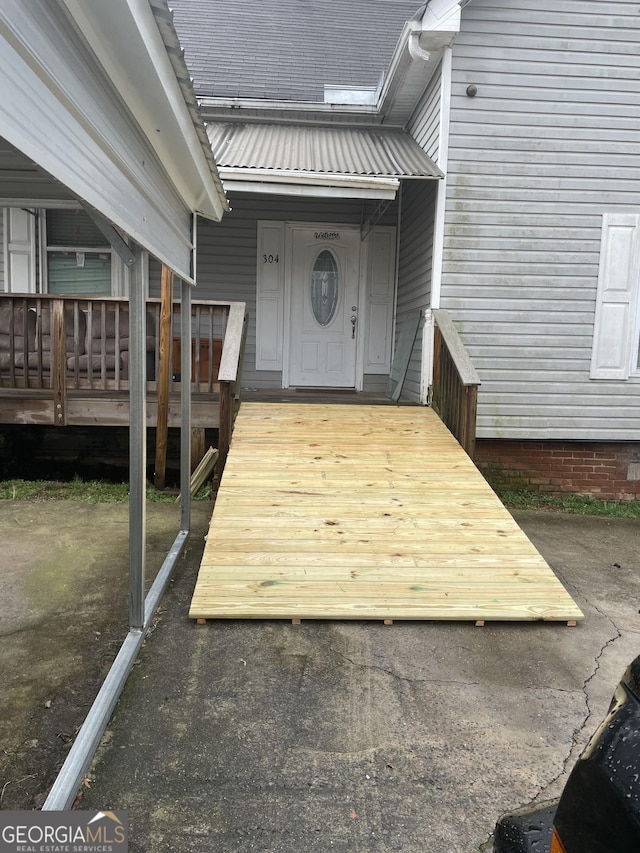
[43,257,195,811]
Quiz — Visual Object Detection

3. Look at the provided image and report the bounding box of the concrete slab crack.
[533,593,622,804]
[330,645,483,688]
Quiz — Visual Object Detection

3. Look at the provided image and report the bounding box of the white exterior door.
[287,226,360,387]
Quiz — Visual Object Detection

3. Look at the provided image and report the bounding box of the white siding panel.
[408,61,442,163]
[0,1,195,280]
[443,0,640,439]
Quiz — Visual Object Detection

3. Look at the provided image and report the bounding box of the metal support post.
[180,279,192,531]
[128,248,146,631]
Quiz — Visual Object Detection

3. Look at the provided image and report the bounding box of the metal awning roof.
[209,122,442,178]
[207,122,442,199]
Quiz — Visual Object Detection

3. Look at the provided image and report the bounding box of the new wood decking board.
[189,403,584,623]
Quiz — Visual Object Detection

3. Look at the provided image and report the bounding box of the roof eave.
[219,170,401,200]
[59,0,228,220]
[376,1,462,122]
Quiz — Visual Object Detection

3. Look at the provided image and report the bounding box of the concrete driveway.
[1,501,639,851]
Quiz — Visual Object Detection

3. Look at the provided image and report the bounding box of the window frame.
[39,208,127,296]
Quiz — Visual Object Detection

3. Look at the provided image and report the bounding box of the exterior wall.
[407,59,442,162]
[442,0,640,440]
[165,193,397,389]
[0,212,4,292]
[394,60,442,403]
[396,180,438,402]
[476,439,640,502]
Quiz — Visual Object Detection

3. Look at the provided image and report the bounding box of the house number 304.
[263,254,279,263]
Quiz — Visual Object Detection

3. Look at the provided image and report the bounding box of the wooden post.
[154,266,173,490]
[190,427,206,472]
[52,298,66,426]
[218,381,233,471]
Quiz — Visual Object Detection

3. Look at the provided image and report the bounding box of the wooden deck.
[189,403,584,624]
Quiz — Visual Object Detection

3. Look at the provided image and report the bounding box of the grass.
[0,477,212,503]
[498,489,640,518]
[1,478,636,516]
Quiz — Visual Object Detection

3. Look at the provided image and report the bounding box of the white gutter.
[222,180,398,200]
[200,97,379,118]
[219,167,400,192]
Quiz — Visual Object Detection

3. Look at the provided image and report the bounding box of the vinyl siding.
[170,193,397,389]
[0,213,4,292]
[396,180,438,402]
[393,61,443,403]
[442,0,640,440]
[407,60,442,163]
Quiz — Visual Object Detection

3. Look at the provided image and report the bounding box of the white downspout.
[431,43,452,311]
[408,29,431,63]
[421,43,453,403]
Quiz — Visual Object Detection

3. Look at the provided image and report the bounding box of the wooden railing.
[0,294,247,461]
[431,309,480,458]
[216,301,248,468]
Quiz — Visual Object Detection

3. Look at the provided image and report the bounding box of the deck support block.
[291,618,301,625]
[567,620,577,627]
[384,619,393,626]
[475,620,485,627]
[196,618,207,625]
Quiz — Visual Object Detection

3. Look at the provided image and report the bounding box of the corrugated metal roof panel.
[207,123,442,179]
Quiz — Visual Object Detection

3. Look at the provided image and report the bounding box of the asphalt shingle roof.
[169,0,423,102]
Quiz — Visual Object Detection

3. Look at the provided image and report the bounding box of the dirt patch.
[0,500,211,809]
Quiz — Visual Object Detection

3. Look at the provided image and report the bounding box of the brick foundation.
[474,440,640,501]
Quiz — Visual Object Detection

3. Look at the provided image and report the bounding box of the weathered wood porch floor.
[189,403,584,624]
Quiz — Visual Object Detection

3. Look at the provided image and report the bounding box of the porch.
[190,402,583,624]
[0,292,247,465]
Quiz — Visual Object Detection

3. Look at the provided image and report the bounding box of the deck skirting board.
[189,403,584,624]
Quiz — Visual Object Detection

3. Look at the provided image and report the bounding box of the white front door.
[287,226,360,387]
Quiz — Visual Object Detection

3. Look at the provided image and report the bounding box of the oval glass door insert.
[311,249,339,326]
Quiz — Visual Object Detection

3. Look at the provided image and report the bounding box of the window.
[310,249,339,326]
[2,207,125,295]
[590,213,640,380]
[43,209,123,296]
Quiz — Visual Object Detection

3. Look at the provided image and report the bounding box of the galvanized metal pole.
[180,278,192,531]
[43,527,190,811]
[128,248,146,631]
[43,257,195,812]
